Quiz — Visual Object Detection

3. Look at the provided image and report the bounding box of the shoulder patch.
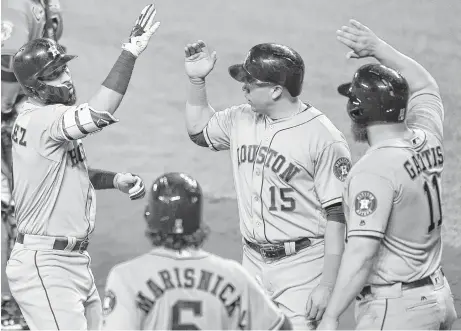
[1,21,14,45]
[333,157,351,182]
[102,290,116,316]
[355,191,377,217]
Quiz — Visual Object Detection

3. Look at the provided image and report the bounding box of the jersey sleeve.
[238,266,286,330]
[102,267,140,330]
[314,141,352,208]
[203,105,242,151]
[19,103,117,160]
[406,87,444,142]
[345,173,394,239]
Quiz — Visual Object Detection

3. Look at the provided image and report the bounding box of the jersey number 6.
[423,174,442,233]
[269,186,296,211]
[171,300,202,330]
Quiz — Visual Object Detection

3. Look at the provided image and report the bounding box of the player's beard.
[351,122,368,142]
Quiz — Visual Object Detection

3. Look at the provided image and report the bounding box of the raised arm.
[184,41,217,140]
[337,20,437,95]
[42,4,160,143]
[336,19,444,140]
[88,4,160,116]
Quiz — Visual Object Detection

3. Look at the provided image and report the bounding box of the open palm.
[336,19,382,59]
[184,40,217,79]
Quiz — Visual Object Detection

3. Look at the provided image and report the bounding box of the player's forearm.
[88,168,116,190]
[185,80,215,135]
[373,41,438,95]
[321,220,345,287]
[323,236,378,320]
[88,50,137,115]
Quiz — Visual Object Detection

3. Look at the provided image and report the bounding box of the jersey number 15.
[269,186,296,212]
[423,174,443,233]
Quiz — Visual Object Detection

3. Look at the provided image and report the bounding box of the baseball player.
[317,20,458,330]
[102,172,293,330]
[183,41,352,329]
[5,4,160,330]
[1,1,64,327]
[1,0,64,264]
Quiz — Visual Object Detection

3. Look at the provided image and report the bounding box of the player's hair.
[145,225,210,251]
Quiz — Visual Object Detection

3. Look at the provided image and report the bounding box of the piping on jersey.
[258,111,323,243]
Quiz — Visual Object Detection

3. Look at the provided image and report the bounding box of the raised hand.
[336,19,384,59]
[123,4,161,58]
[184,40,217,81]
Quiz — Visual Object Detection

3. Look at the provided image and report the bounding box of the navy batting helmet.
[13,38,77,105]
[144,172,202,236]
[229,43,305,97]
[338,63,409,124]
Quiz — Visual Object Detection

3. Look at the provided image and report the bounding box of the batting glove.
[122,4,160,58]
[113,173,146,200]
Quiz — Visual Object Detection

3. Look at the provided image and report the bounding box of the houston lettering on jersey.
[404,146,443,180]
[136,267,246,327]
[236,145,301,183]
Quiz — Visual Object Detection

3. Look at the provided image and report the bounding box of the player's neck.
[266,97,303,120]
[367,123,413,146]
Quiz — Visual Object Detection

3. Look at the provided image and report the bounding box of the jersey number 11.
[423,174,442,233]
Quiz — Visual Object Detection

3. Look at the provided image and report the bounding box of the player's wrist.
[371,39,390,61]
[113,173,122,190]
[189,77,206,85]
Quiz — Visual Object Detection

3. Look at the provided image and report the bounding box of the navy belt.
[16,233,89,253]
[245,237,311,259]
[359,269,444,298]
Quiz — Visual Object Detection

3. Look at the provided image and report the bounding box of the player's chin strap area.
[60,103,119,140]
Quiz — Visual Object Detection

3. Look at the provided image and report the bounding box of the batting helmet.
[144,172,203,236]
[229,43,305,97]
[337,63,409,124]
[13,38,77,106]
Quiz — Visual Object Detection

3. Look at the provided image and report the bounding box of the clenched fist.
[113,173,146,200]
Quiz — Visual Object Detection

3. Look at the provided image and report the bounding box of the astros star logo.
[354,191,377,217]
[49,45,60,57]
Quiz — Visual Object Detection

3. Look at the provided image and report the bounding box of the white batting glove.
[122,3,160,58]
[113,173,146,200]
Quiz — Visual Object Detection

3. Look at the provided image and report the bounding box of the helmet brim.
[337,82,352,97]
[35,54,77,79]
[228,64,254,83]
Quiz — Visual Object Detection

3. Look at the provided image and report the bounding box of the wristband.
[102,50,136,95]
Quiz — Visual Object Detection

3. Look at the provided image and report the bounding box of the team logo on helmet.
[102,290,116,316]
[355,191,377,217]
[333,157,351,182]
[48,44,60,58]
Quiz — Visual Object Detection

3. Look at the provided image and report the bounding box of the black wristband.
[102,50,136,95]
[89,169,117,190]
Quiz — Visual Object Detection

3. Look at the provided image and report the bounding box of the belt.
[244,237,311,259]
[16,233,89,253]
[359,269,445,297]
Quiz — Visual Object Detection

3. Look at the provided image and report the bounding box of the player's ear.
[271,85,283,101]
